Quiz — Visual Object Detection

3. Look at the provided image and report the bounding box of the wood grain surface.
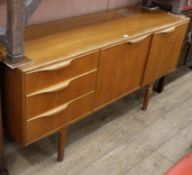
[2,6,189,151]
[16,6,189,72]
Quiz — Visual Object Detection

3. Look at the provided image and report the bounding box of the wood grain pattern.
[1,66,25,145]
[26,71,97,119]
[1,6,189,151]
[95,35,151,108]
[26,92,94,144]
[57,126,68,162]
[142,83,153,111]
[17,6,189,72]
[143,23,188,86]
[4,69,192,175]
[25,51,99,94]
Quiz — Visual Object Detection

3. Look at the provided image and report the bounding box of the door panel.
[143,23,188,86]
[95,35,151,108]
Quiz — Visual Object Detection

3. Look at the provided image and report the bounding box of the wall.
[0,1,6,26]
[0,0,140,26]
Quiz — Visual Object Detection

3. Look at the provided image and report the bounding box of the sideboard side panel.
[2,66,25,145]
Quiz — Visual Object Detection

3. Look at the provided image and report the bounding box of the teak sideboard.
[1,6,189,162]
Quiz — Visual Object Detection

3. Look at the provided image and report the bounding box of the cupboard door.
[143,24,188,86]
[95,35,151,109]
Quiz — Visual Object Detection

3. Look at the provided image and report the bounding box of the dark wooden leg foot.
[142,83,153,111]
[155,76,166,93]
[0,167,9,175]
[57,127,68,162]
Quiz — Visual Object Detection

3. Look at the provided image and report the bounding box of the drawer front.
[25,51,99,94]
[26,93,94,144]
[26,71,97,119]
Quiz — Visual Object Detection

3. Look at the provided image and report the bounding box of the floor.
[4,68,192,175]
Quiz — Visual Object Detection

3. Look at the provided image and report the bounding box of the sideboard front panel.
[143,23,188,86]
[95,35,152,108]
[26,92,94,144]
[25,51,99,94]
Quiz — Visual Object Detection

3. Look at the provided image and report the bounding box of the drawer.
[25,51,99,94]
[26,92,94,144]
[26,71,97,119]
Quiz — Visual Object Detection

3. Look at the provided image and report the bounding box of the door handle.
[28,102,70,121]
[28,59,73,74]
[27,79,72,97]
[128,34,151,44]
[156,26,176,35]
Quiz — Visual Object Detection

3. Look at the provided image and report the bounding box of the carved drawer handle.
[156,26,176,35]
[28,102,70,121]
[40,80,71,93]
[28,79,72,96]
[43,80,71,93]
[28,59,73,74]
[128,34,151,44]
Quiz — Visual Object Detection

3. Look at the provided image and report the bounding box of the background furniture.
[0,49,8,175]
[1,6,188,162]
[0,98,8,175]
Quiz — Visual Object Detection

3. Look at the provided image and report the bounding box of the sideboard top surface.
[11,5,189,72]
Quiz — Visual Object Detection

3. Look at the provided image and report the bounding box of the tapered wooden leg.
[142,83,153,111]
[57,127,68,162]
